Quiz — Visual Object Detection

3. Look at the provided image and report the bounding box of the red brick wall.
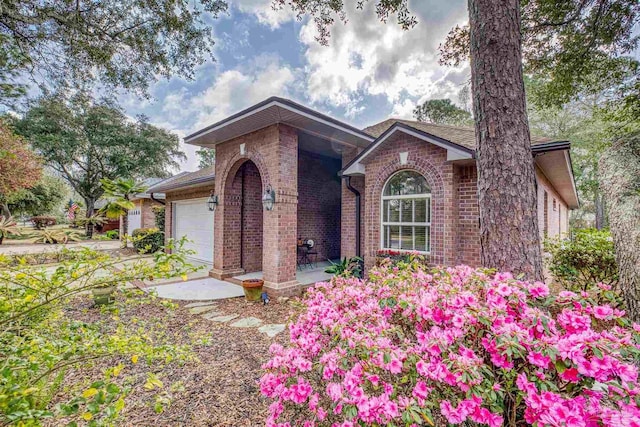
[455,165,481,266]
[297,150,342,261]
[212,124,299,293]
[141,198,163,229]
[240,161,263,272]
[361,132,458,272]
[341,147,365,259]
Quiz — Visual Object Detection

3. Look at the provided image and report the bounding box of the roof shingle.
[362,119,555,150]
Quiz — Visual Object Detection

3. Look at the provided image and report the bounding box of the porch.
[229,259,337,287]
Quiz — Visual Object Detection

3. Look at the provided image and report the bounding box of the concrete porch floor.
[232,259,336,286]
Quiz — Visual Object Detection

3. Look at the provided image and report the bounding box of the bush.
[0,244,199,425]
[152,205,165,230]
[33,229,83,244]
[105,230,119,240]
[261,261,640,427]
[30,215,56,229]
[545,228,618,292]
[132,227,164,254]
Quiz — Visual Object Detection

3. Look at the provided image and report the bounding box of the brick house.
[149,97,578,296]
[124,177,177,234]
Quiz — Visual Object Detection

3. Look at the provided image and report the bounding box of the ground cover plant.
[0,239,199,425]
[261,260,640,426]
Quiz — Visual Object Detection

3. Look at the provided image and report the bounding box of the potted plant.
[241,279,264,302]
[92,284,116,305]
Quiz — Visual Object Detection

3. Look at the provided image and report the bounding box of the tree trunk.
[595,190,606,230]
[599,133,640,321]
[121,213,128,249]
[468,0,543,281]
[85,198,95,238]
[0,201,11,219]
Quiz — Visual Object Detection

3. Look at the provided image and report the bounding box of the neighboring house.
[125,176,185,233]
[149,97,578,296]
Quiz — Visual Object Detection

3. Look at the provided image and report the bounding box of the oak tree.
[15,95,185,235]
[0,0,228,105]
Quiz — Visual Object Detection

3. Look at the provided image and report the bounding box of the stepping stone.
[202,310,223,320]
[208,314,239,323]
[189,305,219,314]
[185,301,217,308]
[258,324,286,338]
[230,317,263,328]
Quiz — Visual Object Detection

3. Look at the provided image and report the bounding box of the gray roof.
[147,167,215,193]
[362,118,556,151]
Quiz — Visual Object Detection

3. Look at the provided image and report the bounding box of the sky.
[119,0,470,172]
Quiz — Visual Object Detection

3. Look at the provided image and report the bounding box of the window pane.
[415,227,426,252]
[426,198,431,223]
[415,199,426,223]
[401,200,413,222]
[401,226,413,250]
[389,199,400,222]
[383,200,389,222]
[389,226,400,249]
[384,171,430,196]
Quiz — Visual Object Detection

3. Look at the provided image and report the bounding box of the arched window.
[381,170,431,252]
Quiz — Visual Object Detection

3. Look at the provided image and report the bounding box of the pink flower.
[560,367,580,383]
[412,381,430,400]
[593,305,614,320]
[528,351,551,369]
[528,282,550,298]
[289,378,312,404]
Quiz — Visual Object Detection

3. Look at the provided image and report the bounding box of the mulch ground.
[46,291,298,426]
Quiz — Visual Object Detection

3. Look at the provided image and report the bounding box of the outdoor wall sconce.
[207,192,218,211]
[262,184,275,211]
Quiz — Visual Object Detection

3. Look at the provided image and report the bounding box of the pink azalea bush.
[260,261,640,427]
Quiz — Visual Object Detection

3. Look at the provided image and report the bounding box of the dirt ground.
[45,292,297,427]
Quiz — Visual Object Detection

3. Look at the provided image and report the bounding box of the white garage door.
[173,198,214,263]
[128,208,141,233]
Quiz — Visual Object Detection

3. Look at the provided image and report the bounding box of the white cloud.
[299,0,469,117]
[190,55,297,129]
[146,55,299,171]
[231,0,296,29]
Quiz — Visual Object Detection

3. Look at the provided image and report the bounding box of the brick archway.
[365,158,447,267]
[213,152,270,277]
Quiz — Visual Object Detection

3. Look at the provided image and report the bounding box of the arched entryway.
[229,160,263,273]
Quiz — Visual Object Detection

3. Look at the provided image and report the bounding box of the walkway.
[232,259,335,285]
[183,300,287,338]
[146,277,244,300]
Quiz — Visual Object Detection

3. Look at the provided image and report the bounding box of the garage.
[127,207,141,233]
[172,198,214,263]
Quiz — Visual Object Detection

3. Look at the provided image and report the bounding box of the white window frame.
[380,171,432,254]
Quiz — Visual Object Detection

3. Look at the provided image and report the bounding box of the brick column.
[262,125,299,295]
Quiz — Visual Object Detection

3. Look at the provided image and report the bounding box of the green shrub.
[132,227,164,254]
[0,243,199,425]
[152,205,165,230]
[105,230,119,240]
[325,256,363,278]
[544,228,619,291]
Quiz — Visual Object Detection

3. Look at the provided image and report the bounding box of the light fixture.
[262,184,275,211]
[207,191,218,211]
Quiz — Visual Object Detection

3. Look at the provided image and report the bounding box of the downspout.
[150,193,165,205]
[343,176,361,257]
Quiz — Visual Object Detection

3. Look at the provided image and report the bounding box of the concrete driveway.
[0,240,120,256]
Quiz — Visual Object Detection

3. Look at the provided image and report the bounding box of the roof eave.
[341,122,475,176]
[184,97,375,148]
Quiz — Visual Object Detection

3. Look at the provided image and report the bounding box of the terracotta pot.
[92,285,116,305]
[242,279,264,302]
